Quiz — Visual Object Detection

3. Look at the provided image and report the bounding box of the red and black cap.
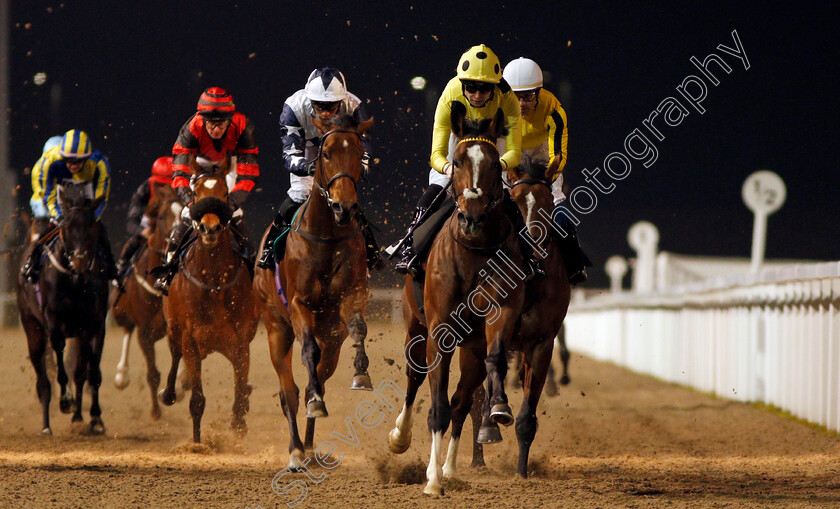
[196,87,235,121]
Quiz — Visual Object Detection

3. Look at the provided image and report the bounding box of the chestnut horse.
[471,160,572,477]
[111,184,188,419]
[16,183,110,435]
[159,156,259,442]
[253,114,374,468]
[388,107,525,495]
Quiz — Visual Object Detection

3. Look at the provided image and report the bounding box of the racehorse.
[252,114,374,468]
[472,158,572,477]
[388,107,525,495]
[16,183,110,435]
[111,183,188,419]
[159,155,259,442]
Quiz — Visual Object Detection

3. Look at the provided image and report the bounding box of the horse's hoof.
[306,399,328,418]
[287,449,305,470]
[423,483,444,496]
[560,374,571,386]
[476,424,502,444]
[350,373,373,391]
[151,406,162,421]
[388,428,411,454]
[89,419,106,435]
[470,457,486,468]
[490,403,514,427]
[174,387,186,403]
[114,372,130,390]
[158,388,176,406]
[41,427,53,436]
[544,381,558,397]
[59,398,76,414]
[232,418,248,437]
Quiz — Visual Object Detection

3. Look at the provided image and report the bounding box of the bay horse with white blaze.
[388,107,525,495]
[472,159,572,477]
[111,183,188,419]
[159,155,259,442]
[253,114,374,469]
[16,183,110,435]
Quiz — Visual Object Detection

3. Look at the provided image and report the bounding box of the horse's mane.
[518,159,551,181]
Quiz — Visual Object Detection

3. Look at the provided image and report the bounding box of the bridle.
[309,128,363,207]
[291,128,364,243]
[48,206,99,276]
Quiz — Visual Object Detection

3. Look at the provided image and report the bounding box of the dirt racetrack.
[2,320,840,508]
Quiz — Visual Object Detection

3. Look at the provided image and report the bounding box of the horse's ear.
[221,151,232,176]
[312,115,330,135]
[487,107,507,141]
[357,116,374,136]
[189,154,202,175]
[450,102,468,138]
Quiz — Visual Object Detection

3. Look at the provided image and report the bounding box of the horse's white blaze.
[443,436,460,478]
[424,430,444,495]
[526,192,536,227]
[342,139,349,148]
[466,145,485,190]
[203,180,218,189]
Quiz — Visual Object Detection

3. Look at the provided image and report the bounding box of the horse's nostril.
[331,203,343,214]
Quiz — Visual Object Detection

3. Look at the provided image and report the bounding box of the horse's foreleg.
[485,314,518,427]
[114,330,132,389]
[469,383,486,467]
[515,339,552,478]
[293,301,326,419]
[159,327,183,406]
[267,318,304,468]
[558,325,571,386]
[71,340,90,424]
[443,347,485,480]
[25,326,52,435]
[477,378,501,445]
[347,313,373,391]
[424,345,452,496]
[388,326,428,455]
[49,330,75,415]
[231,344,251,436]
[87,326,106,435]
[183,341,204,443]
[137,329,161,420]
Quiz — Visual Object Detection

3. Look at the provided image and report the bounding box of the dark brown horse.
[253,115,374,469]
[471,159,572,477]
[159,156,259,442]
[388,107,525,495]
[16,183,110,435]
[111,184,187,419]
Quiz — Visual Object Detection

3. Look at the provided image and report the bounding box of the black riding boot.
[552,203,591,285]
[503,193,545,281]
[152,220,191,295]
[96,223,120,285]
[21,243,44,283]
[257,213,287,270]
[393,207,426,275]
[116,233,145,285]
[357,211,383,271]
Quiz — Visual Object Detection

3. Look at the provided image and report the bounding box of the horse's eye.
[452,160,460,168]
[323,151,330,160]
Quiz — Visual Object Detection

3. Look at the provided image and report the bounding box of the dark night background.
[7,1,838,288]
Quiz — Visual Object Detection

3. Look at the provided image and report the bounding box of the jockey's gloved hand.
[176,186,194,205]
[443,163,454,179]
[49,216,61,227]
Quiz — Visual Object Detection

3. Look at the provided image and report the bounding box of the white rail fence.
[565,261,840,432]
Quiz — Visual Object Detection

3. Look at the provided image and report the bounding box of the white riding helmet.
[503,57,544,91]
[305,67,348,102]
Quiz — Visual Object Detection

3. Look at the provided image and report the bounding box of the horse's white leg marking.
[442,436,460,478]
[424,430,444,495]
[114,331,131,389]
